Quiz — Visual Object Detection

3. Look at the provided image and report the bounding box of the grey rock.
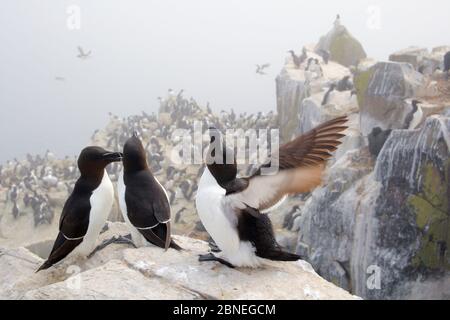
[315,26,367,67]
[355,61,426,136]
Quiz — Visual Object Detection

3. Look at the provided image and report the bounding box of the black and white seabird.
[287,50,301,69]
[196,116,348,268]
[334,14,341,28]
[403,99,423,130]
[317,49,330,64]
[37,147,123,272]
[336,75,354,92]
[444,51,450,79]
[118,133,181,250]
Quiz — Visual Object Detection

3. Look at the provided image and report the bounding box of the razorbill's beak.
[102,152,123,162]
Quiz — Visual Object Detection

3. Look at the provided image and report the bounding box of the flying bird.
[195,116,348,268]
[256,63,270,75]
[77,46,92,59]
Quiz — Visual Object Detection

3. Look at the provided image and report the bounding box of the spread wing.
[124,171,172,249]
[261,63,270,69]
[77,46,85,55]
[226,116,348,214]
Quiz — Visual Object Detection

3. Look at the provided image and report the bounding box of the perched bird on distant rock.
[336,75,354,92]
[368,127,392,158]
[403,100,423,130]
[444,51,450,79]
[77,46,91,60]
[256,63,270,75]
[196,117,348,268]
[317,49,330,64]
[334,14,341,28]
[117,133,181,250]
[306,58,323,78]
[322,84,336,106]
[282,205,301,230]
[299,48,308,65]
[37,147,123,272]
[287,50,302,69]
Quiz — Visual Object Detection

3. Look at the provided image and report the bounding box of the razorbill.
[444,51,450,79]
[37,147,122,272]
[403,99,423,130]
[287,50,301,69]
[334,14,341,28]
[196,116,348,268]
[118,133,181,250]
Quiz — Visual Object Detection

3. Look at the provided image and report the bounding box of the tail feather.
[164,221,171,251]
[36,260,52,273]
[169,239,183,251]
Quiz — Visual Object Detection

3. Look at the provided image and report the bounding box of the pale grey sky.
[1,0,449,162]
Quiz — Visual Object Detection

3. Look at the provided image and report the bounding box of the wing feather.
[226,116,348,213]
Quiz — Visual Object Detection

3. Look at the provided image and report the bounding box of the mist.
[1,0,449,162]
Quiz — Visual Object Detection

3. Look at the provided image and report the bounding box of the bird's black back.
[124,170,170,228]
[58,176,100,238]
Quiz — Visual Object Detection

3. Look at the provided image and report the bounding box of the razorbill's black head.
[77,146,122,176]
[122,133,148,173]
[206,127,238,189]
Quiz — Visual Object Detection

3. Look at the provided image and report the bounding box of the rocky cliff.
[275,24,450,299]
[0,223,357,300]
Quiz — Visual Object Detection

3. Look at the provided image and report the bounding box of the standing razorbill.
[403,99,423,130]
[118,133,181,250]
[196,116,348,268]
[37,147,123,272]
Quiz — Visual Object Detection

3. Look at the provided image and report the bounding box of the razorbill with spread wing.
[37,147,122,271]
[196,116,348,268]
[118,133,181,250]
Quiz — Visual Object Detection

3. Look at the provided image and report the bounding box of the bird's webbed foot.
[88,234,136,258]
[198,253,235,268]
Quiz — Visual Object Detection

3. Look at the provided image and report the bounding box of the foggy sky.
[1,0,449,163]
